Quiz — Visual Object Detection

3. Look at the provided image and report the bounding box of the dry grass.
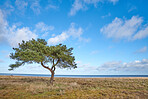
[0,76,148,99]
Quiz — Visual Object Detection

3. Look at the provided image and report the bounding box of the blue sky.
[0,0,148,75]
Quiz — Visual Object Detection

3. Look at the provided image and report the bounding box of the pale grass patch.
[26,82,49,94]
[70,82,78,86]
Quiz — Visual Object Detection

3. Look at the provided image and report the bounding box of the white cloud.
[132,26,148,40]
[76,61,97,71]
[30,0,41,15]
[48,23,87,45]
[101,16,148,41]
[0,9,37,47]
[48,32,69,45]
[45,4,59,10]
[135,46,147,53]
[8,26,37,47]
[67,23,83,38]
[0,9,8,43]
[79,37,90,42]
[98,61,122,71]
[128,6,137,13]
[15,0,28,11]
[69,0,119,16]
[109,0,119,5]
[101,13,111,18]
[3,1,14,15]
[98,59,148,72]
[35,22,54,37]
[35,22,54,32]
[69,0,83,16]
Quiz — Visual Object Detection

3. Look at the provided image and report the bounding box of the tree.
[9,38,77,84]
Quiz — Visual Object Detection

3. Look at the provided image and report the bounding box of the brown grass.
[0,76,148,99]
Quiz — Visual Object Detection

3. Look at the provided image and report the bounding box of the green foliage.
[9,38,77,70]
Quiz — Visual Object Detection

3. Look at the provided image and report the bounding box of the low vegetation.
[0,76,148,99]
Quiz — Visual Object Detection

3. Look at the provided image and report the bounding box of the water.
[0,73,148,78]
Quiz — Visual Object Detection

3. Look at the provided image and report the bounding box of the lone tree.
[9,38,77,84]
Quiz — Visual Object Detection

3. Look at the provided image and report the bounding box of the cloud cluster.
[2,0,42,15]
[128,5,137,13]
[0,8,88,47]
[0,9,37,47]
[36,22,54,32]
[76,61,97,72]
[35,22,54,37]
[48,23,89,45]
[69,0,119,16]
[101,13,111,18]
[100,16,148,41]
[0,9,8,43]
[15,0,28,11]
[30,0,41,15]
[109,0,119,5]
[98,59,148,73]
[15,0,59,15]
[45,4,59,10]
[8,26,38,47]
[48,32,69,45]
[2,1,14,15]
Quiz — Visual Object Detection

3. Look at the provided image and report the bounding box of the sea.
[0,73,148,78]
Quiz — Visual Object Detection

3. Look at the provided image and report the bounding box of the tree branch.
[53,66,56,72]
[53,59,54,66]
[51,59,59,71]
[41,62,52,73]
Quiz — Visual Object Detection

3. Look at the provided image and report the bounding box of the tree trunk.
[50,71,54,84]
[41,62,56,85]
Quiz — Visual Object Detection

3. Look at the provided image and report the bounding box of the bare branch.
[51,59,59,70]
[53,66,56,72]
[41,62,52,73]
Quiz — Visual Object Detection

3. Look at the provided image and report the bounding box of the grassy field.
[0,76,148,99]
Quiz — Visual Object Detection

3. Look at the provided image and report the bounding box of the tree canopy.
[9,38,77,83]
